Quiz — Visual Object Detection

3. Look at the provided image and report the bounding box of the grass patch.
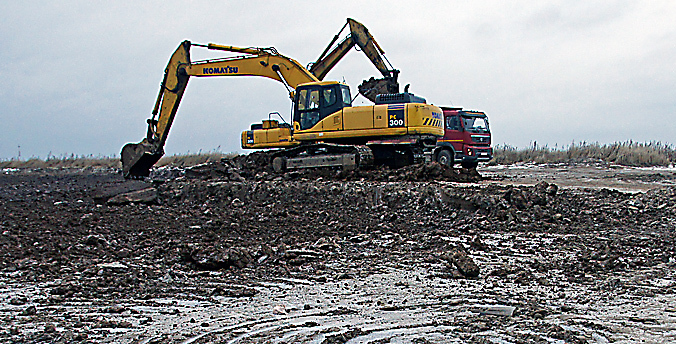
[0,155,120,169]
[492,141,676,167]
[3,141,673,169]
[1,152,237,169]
[156,152,235,167]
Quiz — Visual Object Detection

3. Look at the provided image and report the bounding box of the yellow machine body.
[241,120,299,149]
[240,80,443,149]
[292,103,443,141]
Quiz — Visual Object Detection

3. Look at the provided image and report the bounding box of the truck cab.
[433,107,492,168]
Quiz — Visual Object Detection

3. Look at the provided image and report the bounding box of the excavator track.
[355,145,375,169]
[271,143,373,173]
[411,146,425,165]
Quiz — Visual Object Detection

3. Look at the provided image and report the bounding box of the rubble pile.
[162,153,483,183]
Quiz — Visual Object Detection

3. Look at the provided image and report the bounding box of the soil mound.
[156,152,483,183]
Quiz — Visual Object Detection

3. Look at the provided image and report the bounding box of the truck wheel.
[437,149,453,167]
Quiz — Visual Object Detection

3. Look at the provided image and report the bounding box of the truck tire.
[437,149,453,167]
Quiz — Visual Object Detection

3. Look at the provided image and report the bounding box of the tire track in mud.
[163,230,676,343]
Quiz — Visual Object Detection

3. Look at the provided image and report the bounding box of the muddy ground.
[1,157,676,343]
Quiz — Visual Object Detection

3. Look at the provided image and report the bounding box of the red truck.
[432,107,492,169]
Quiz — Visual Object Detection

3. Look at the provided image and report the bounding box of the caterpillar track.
[270,143,374,173]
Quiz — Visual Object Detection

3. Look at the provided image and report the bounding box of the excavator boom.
[121,40,318,178]
[309,18,400,102]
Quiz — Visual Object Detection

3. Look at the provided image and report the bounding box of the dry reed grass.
[0,152,236,169]
[2,142,673,169]
[492,141,675,167]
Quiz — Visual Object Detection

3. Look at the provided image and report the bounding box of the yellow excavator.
[122,40,443,178]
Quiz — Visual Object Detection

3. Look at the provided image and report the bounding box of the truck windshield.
[462,116,489,133]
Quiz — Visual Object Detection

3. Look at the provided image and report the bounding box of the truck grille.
[471,135,490,144]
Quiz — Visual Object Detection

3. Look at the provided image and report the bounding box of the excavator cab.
[293,81,351,130]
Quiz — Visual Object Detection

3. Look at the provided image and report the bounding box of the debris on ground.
[1,159,675,343]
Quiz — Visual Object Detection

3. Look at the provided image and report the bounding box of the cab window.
[323,88,336,106]
[297,89,308,110]
[446,115,460,130]
[295,85,350,131]
[341,86,352,106]
[308,90,320,109]
[296,87,321,130]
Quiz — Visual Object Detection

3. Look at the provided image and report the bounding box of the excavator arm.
[121,40,318,178]
[309,18,399,102]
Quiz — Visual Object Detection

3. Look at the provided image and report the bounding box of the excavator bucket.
[120,142,163,179]
[358,76,400,103]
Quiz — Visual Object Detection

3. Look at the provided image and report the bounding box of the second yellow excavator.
[121,40,443,178]
[308,18,400,102]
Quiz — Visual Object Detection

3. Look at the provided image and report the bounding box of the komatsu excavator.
[121,41,443,178]
[308,18,400,102]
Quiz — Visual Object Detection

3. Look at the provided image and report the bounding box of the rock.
[211,286,258,297]
[9,296,28,306]
[273,304,287,315]
[21,305,37,316]
[313,237,340,251]
[97,262,128,273]
[444,249,480,278]
[186,246,253,270]
[92,180,149,204]
[339,271,357,280]
[185,161,247,181]
[50,284,78,296]
[532,308,548,319]
[83,234,107,246]
[479,305,516,316]
[95,319,132,328]
[505,187,528,210]
[285,249,323,259]
[106,187,158,205]
[117,248,132,258]
[104,305,126,314]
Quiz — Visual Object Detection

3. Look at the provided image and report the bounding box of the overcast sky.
[1,1,674,160]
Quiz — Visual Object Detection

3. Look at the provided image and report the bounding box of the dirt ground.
[1,157,676,343]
